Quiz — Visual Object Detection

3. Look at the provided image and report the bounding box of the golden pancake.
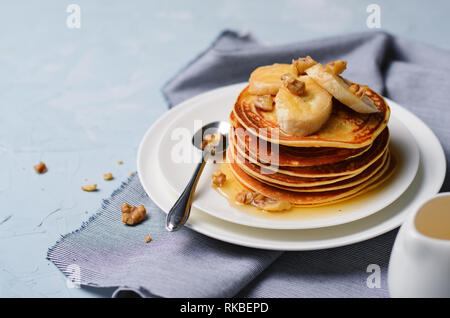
[231,127,389,177]
[228,141,362,187]
[251,152,388,192]
[228,150,396,206]
[231,113,370,167]
[232,86,390,149]
[229,136,387,188]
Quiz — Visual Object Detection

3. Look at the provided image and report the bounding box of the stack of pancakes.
[227,86,395,207]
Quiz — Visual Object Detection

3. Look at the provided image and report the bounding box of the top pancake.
[232,86,390,149]
[231,112,369,167]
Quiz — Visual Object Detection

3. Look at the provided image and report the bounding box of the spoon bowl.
[192,121,230,153]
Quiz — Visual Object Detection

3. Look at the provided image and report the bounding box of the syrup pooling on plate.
[212,160,397,221]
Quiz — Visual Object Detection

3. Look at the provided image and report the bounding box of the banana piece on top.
[306,62,378,113]
[275,75,332,137]
[248,63,297,95]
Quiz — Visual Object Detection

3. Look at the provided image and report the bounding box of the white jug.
[388,193,450,297]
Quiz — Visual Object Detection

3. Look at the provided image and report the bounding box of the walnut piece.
[235,190,292,211]
[293,56,317,74]
[121,203,146,225]
[34,162,47,174]
[201,140,209,150]
[212,170,226,187]
[235,190,254,205]
[201,133,221,152]
[145,234,151,243]
[254,95,274,111]
[253,195,292,212]
[326,60,347,75]
[103,173,114,180]
[281,73,305,96]
[81,184,97,192]
[204,133,217,143]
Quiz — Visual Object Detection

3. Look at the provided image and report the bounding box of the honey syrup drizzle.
[212,161,394,222]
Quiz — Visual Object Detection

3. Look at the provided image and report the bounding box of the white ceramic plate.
[156,83,419,229]
[137,83,445,250]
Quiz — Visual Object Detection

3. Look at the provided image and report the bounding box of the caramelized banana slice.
[275,75,332,137]
[248,63,297,95]
[306,63,378,113]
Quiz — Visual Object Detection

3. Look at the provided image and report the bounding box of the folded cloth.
[48,30,450,298]
[48,174,279,298]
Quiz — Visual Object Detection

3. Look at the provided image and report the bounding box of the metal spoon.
[165,121,230,231]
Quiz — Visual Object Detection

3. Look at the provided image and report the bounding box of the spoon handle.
[165,155,207,231]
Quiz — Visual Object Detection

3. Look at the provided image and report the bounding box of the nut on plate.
[121,203,146,225]
[253,195,292,212]
[212,170,226,187]
[81,184,97,192]
[145,234,151,243]
[103,173,114,180]
[34,162,47,174]
[235,190,254,205]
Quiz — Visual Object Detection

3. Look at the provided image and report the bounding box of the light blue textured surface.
[1,0,449,297]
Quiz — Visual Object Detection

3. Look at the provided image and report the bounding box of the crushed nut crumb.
[201,140,209,150]
[81,184,97,192]
[103,173,114,180]
[235,190,254,205]
[201,133,221,152]
[281,73,305,96]
[204,133,216,142]
[121,203,146,225]
[293,56,317,74]
[129,171,134,176]
[34,162,47,174]
[253,196,292,211]
[254,95,274,111]
[145,234,151,243]
[235,190,292,211]
[212,170,226,187]
[117,160,123,165]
